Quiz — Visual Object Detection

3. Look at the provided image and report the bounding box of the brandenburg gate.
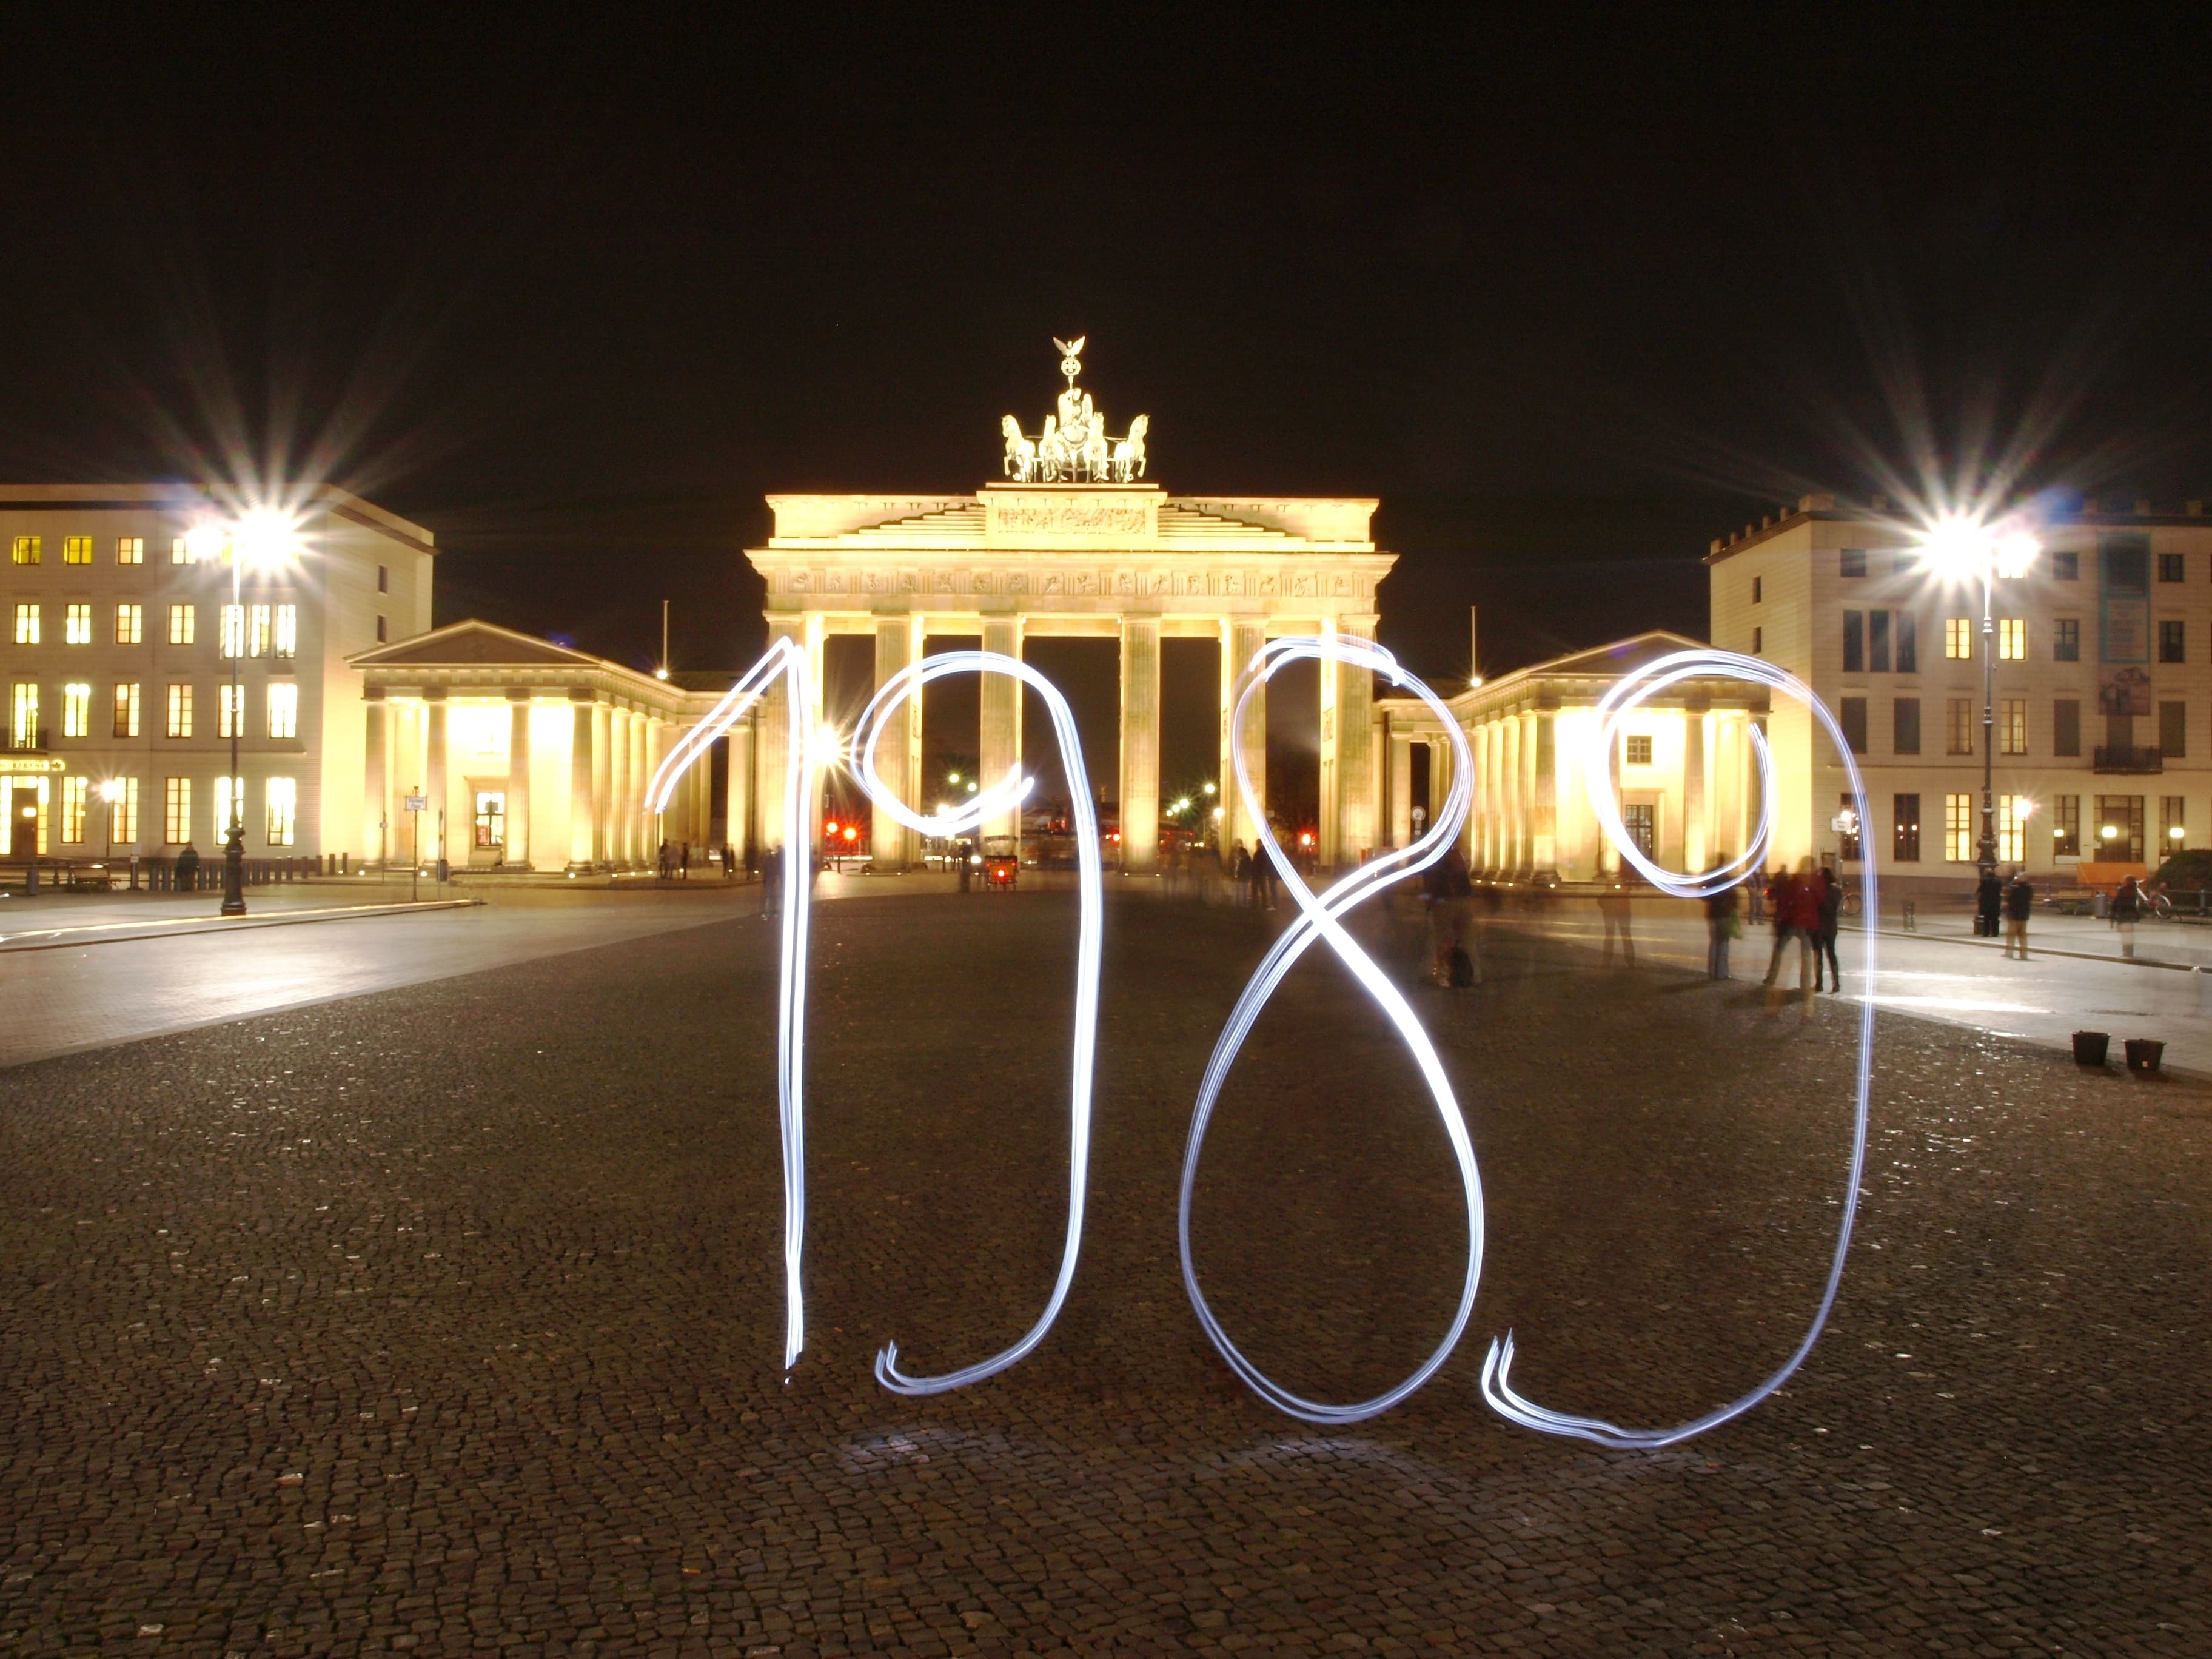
[736,341,1397,872]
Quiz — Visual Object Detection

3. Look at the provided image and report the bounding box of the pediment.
[349,618,599,669]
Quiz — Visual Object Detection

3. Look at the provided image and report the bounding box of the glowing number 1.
[647,637,816,1369]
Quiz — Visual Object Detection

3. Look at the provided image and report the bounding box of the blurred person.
[2111,874,2145,959]
[1598,883,1635,968]
[1426,842,1478,986]
[1704,865,1739,980]
[1760,866,1797,986]
[2004,868,2033,959]
[1813,865,1844,992]
[1976,865,2003,939]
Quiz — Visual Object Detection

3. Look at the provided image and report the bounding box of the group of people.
[656,839,738,882]
[1975,867,2040,959]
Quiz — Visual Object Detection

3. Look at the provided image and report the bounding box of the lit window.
[1997,796,2028,863]
[59,776,87,843]
[1625,734,1652,765]
[115,603,142,645]
[113,682,141,738]
[273,603,297,659]
[109,777,139,844]
[1947,698,1975,756]
[168,603,195,646]
[1945,618,1972,659]
[62,535,92,565]
[166,683,193,739]
[1945,793,1976,862]
[214,776,243,842]
[266,681,298,739]
[10,682,38,745]
[1997,618,2026,660]
[218,683,243,739]
[14,603,39,645]
[2051,795,2080,858]
[116,536,144,565]
[11,535,40,565]
[2163,795,2186,850]
[170,538,191,565]
[163,777,192,845]
[1999,699,2026,755]
[62,682,91,739]
[220,604,244,659]
[65,602,92,645]
[249,603,271,657]
[265,776,297,846]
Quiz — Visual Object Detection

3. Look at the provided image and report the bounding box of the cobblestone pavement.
[2,891,2207,1655]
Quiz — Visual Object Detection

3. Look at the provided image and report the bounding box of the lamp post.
[1920,515,2039,930]
[187,511,300,918]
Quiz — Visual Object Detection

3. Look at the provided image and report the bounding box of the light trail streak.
[846,651,1104,1395]
[645,638,816,1369]
[1478,647,1878,1447]
[1178,636,1486,1426]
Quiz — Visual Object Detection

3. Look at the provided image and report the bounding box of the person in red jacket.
[1783,858,1825,1002]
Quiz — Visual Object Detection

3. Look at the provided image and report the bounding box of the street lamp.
[99,778,122,880]
[190,509,301,917]
[1919,512,2039,927]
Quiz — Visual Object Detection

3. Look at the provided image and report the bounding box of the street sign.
[404,794,427,811]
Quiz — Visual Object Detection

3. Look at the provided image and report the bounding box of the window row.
[8,535,298,567]
[1835,549,2145,585]
[1837,695,2188,760]
[11,775,300,847]
[8,680,298,741]
[10,601,297,655]
[1866,793,2170,863]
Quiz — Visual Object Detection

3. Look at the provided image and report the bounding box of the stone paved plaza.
[1,891,2207,1655]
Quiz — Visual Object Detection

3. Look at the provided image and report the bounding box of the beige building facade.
[2,484,431,863]
[1710,494,2212,888]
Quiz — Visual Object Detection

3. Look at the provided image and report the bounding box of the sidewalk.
[1858,905,2212,970]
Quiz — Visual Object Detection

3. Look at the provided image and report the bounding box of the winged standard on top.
[1002,337,1148,484]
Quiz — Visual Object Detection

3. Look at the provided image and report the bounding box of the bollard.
[1902,899,1917,933]
[2196,965,2208,1016]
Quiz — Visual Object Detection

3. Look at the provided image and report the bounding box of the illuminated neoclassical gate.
[732,343,1398,871]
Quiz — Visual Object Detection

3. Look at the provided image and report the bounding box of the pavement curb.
[1848,922,2208,974]
[0,898,483,953]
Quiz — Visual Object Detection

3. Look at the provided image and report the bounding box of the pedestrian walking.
[679,842,691,880]
[2111,874,2145,959]
[1760,866,1797,985]
[1814,866,1844,992]
[657,839,673,880]
[2004,869,2033,959]
[761,845,784,919]
[1598,885,1635,967]
[1976,866,2003,938]
[1231,842,1253,907]
[1704,871,1738,980]
[957,840,973,893]
[1426,843,1479,986]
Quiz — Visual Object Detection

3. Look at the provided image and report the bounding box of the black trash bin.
[2125,1038,2165,1076]
[2072,1031,2111,1067]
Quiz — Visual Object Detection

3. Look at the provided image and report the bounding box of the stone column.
[630,709,649,865]
[1683,700,1709,874]
[1532,709,1557,876]
[592,702,612,865]
[728,714,754,868]
[1333,617,1377,868]
[507,694,532,868]
[1119,615,1161,871]
[872,614,917,871]
[1221,617,1267,857]
[425,694,449,869]
[979,615,1024,842]
[569,695,597,869]
[606,706,629,866]
[1389,730,1413,848]
[755,618,803,861]
[363,698,389,866]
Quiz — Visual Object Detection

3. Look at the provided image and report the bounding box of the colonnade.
[734,610,1382,874]
[362,691,714,872]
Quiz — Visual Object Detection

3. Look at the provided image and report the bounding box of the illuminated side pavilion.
[1375,631,1772,882]
[738,343,1396,871]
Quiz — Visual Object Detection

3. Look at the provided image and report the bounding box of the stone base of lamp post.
[221,826,246,916]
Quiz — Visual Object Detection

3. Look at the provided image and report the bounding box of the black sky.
[4,11,2208,703]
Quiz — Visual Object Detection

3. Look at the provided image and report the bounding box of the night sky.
[5,14,2208,730]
